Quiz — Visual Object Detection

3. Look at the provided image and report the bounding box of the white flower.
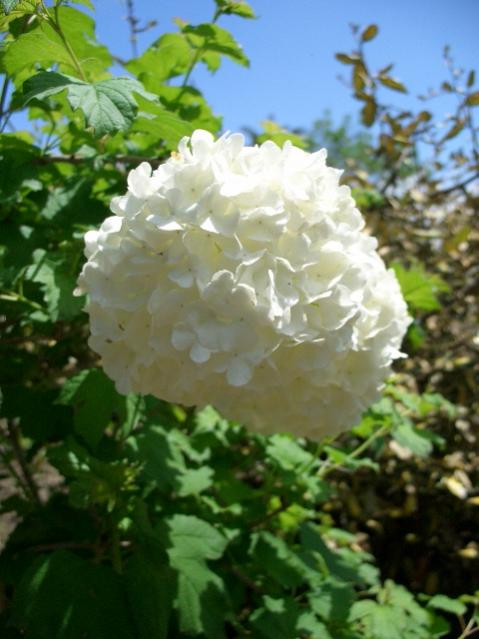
[77,129,411,440]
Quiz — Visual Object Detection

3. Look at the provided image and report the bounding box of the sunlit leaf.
[361,24,378,42]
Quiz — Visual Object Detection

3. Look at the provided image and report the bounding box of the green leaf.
[168,514,227,561]
[3,7,111,79]
[361,99,377,127]
[125,551,174,639]
[127,32,194,83]
[266,434,313,471]
[379,74,408,93]
[258,119,307,149]
[466,91,479,106]
[0,0,21,13]
[3,30,70,77]
[11,551,133,639]
[361,24,378,42]
[25,249,84,321]
[427,594,467,616]
[308,578,355,621]
[392,262,450,312]
[216,0,256,18]
[335,52,361,65]
[250,597,304,639]
[22,71,83,104]
[133,425,184,488]
[177,466,214,496]
[0,0,36,30]
[392,421,433,457]
[57,368,122,448]
[251,531,314,588]
[66,77,157,137]
[133,96,195,149]
[167,515,229,638]
[300,523,365,583]
[442,118,465,141]
[183,23,249,71]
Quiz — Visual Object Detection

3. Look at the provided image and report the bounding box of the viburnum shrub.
[1,1,477,638]
[78,130,410,439]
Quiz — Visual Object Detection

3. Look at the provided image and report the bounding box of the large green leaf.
[183,22,249,71]
[392,421,433,457]
[125,551,174,639]
[11,551,133,639]
[25,249,84,321]
[67,77,156,136]
[167,514,229,637]
[0,0,22,13]
[3,6,111,80]
[392,262,450,312]
[127,32,194,83]
[24,72,157,136]
[22,71,84,103]
[57,368,123,447]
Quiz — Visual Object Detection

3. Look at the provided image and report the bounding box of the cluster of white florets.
[77,130,410,440]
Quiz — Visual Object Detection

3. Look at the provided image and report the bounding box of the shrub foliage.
[0,2,478,638]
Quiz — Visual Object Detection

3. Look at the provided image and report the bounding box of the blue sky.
[93,0,479,135]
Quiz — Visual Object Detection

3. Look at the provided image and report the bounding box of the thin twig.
[6,420,41,507]
[125,0,139,58]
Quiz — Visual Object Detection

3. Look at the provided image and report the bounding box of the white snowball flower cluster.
[77,130,411,440]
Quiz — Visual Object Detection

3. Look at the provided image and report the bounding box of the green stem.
[174,7,223,105]
[318,424,390,479]
[0,75,10,122]
[347,424,390,460]
[0,292,45,312]
[457,606,479,639]
[39,1,87,81]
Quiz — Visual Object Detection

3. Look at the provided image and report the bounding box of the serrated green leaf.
[216,0,255,18]
[301,522,365,583]
[65,77,156,136]
[427,594,467,615]
[266,434,313,471]
[133,98,195,149]
[133,425,184,488]
[11,551,133,639]
[22,71,83,104]
[309,578,355,621]
[168,514,227,561]
[250,597,302,639]
[3,7,111,80]
[392,421,433,457]
[183,23,249,71]
[125,552,174,639]
[167,515,228,637]
[127,32,194,83]
[251,531,314,588]
[57,368,122,447]
[177,466,214,496]
[1,0,21,13]
[392,262,450,312]
[25,249,84,321]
